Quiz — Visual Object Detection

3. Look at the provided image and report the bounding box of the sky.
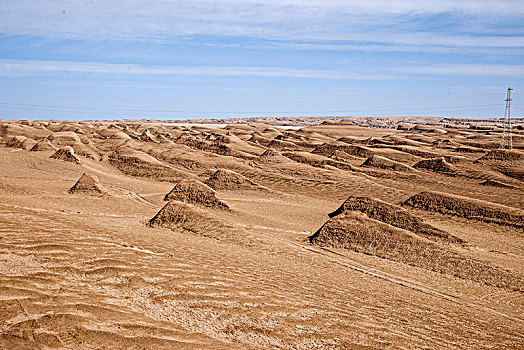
[0,0,523,120]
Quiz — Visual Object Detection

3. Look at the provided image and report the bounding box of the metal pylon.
[500,87,513,150]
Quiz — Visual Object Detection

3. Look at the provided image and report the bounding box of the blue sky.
[0,0,523,120]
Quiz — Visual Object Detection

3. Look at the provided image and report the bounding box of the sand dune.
[0,117,523,349]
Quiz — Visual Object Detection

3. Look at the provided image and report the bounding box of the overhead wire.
[0,101,507,116]
[0,90,508,104]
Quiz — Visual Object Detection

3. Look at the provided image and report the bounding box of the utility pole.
[500,87,513,150]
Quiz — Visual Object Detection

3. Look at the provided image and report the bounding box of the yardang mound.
[204,169,260,190]
[404,191,524,228]
[108,146,188,181]
[361,155,415,172]
[480,179,518,189]
[49,146,80,163]
[259,149,284,162]
[413,157,456,176]
[309,210,523,290]
[149,201,233,238]
[68,173,108,195]
[5,136,35,150]
[329,196,463,244]
[30,139,59,152]
[164,179,229,209]
[475,149,524,180]
[477,149,524,162]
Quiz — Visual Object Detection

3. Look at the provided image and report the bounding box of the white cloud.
[1,59,522,82]
[259,34,524,55]
[396,64,524,76]
[0,58,395,80]
[154,0,524,15]
[0,0,522,51]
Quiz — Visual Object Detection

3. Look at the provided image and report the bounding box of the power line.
[0,101,505,115]
[0,101,503,114]
[0,90,506,104]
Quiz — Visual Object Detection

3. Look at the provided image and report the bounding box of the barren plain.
[0,117,523,349]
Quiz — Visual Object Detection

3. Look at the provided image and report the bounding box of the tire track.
[248,227,524,324]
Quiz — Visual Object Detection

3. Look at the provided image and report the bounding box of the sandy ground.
[0,118,523,349]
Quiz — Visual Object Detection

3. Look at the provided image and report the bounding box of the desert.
[0,116,523,349]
